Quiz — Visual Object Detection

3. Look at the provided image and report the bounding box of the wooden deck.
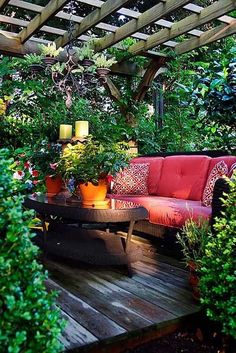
[44,234,200,353]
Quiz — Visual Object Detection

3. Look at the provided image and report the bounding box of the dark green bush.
[0,149,64,352]
[200,176,236,337]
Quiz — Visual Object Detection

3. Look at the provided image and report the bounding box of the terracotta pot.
[188,261,200,301]
[45,175,63,195]
[42,57,57,66]
[79,179,108,205]
[82,59,94,67]
[97,67,111,78]
[30,64,44,74]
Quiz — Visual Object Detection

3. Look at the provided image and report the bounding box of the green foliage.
[191,53,236,150]
[176,218,210,267]
[23,54,43,65]
[94,53,117,68]
[0,149,64,352]
[38,43,63,58]
[200,176,236,337]
[59,137,130,184]
[76,41,95,61]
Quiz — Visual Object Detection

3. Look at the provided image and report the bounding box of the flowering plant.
[11,148,45,193]
[31,140,62,178]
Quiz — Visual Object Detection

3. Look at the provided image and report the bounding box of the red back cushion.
[132,157,164,195]
[157,155,211,200]
[208,156,236,177]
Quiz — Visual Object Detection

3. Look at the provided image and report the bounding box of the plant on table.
[31,140,63,194]
[200,175,236,338]
[0,148,64,352]
[58,136,130,202]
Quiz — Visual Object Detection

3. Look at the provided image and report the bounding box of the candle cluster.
[59,121,89,140]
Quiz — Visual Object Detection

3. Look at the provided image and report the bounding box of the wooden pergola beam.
[7,0,149,42]
[93,0,190,52]
[128,0,236,55]
[175,20,236,54]
[134,57,167,102]
[0,0,10,10]
[18,0,70,44]
[55,0,131,48]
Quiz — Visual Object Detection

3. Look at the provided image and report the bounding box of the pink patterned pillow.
[202,161,228,207]
[113,163,149,195]
[228,162,236,178]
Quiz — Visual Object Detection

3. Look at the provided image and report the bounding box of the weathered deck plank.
[43,236,200,352]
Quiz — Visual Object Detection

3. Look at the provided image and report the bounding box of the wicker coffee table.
[25,194,148,276]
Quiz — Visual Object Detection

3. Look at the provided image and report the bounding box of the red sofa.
[110,155,236,229]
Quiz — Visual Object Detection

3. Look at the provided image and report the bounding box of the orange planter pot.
[79,179,108,206]
[45,175,63,195]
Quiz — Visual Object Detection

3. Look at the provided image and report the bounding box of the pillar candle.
[75,121,89,137]
[59,124,72,139]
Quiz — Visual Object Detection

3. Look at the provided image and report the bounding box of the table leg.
[125,220,135,277]
[125,220,135,252]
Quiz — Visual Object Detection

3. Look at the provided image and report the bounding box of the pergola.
[0,0,236,101]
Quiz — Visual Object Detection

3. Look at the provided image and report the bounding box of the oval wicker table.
[25,194,148,276]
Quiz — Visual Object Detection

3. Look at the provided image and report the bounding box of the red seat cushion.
[132,157,164,195]
[108,194,211,229]
[157,156,210,201]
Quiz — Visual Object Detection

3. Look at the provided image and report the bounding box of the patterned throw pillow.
[202,161,228,207]
[228,162,236,178]
[112,163,149,195]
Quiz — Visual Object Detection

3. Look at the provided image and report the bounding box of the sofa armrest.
[210,177,230,233]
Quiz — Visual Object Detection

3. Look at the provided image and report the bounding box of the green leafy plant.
[0,149,64,352]
[94,54,117,68]
[200,176,236,337]
[58,136,130,185]
[23,54,43,65]
[176,218,210,267]
[39,43,63,58]
[76,42,95,61]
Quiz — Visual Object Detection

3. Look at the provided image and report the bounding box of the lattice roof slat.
[0,0,9,11]
[55,0,132,48]
[93,0,190,52]
[176,19,236,54]
[19,0,71,43]
[127,0,236,55]
[0,0,235,61]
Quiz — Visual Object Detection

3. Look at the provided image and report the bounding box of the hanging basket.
[82,59,94,67]
[42,57,58,66]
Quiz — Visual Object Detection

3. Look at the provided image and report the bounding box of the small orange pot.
[79,179,108,205]
[45,175,63,195]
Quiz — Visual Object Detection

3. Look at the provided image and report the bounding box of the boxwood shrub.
[200,176,236,337]
[0,149,64,352]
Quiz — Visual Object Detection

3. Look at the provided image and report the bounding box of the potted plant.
[76,42,95,67]
[23,53,44,74]
[30,141,63,195]
[94,53,117,79]
[39,43,63,66]
[176,218,210,300]
[58,137,130,205]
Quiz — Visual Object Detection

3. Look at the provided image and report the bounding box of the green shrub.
[200,176,236,337]
[0,149,64,352]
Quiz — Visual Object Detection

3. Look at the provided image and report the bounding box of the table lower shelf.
[34,226,143,268]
